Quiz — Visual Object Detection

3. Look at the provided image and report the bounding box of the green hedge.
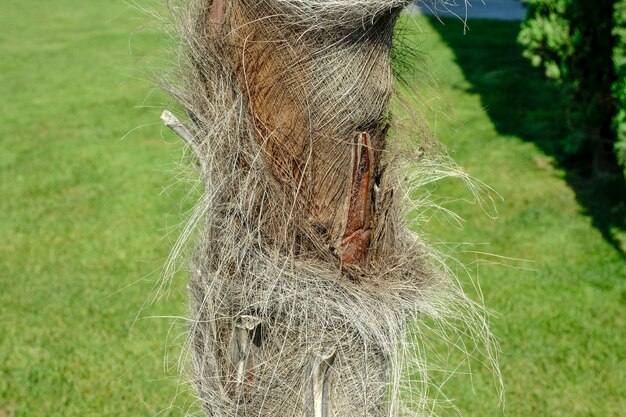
[614,0,626,175]
[519,0,624,175]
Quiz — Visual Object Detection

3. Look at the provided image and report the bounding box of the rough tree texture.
[158,0,500,416]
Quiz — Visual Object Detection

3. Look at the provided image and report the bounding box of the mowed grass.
[0,2,624,417]
[397,16,626,416]
[0,1,196,416]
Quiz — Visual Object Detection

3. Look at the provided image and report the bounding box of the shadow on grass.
[428,16,626,256]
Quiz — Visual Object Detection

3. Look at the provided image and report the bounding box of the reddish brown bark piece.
[222,6,394,269]
[340,132,373,266]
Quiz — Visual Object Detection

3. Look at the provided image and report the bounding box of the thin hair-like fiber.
[152,0,502,415]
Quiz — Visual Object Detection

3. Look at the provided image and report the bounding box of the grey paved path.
[409,0,527,21]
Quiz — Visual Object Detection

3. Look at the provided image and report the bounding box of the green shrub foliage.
[614,0,626,175]
[518,0,572,81]
[519,0,623,174]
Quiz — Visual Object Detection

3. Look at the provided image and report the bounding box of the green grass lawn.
[400,15,626,416]
[0,1,193,415]
[0,2,624,416]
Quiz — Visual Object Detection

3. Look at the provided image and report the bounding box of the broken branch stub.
[160,110,206,174]
[227,315,262,392]
[304,349,337,417]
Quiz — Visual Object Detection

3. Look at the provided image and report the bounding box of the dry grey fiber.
[154,0,502,416]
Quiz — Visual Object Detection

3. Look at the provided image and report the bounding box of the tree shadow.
[427,16,626,256]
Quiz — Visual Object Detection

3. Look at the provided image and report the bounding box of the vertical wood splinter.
[228,315,262,390]
[304,349,336,417]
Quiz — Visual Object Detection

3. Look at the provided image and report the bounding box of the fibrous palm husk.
[156,1,501,416]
